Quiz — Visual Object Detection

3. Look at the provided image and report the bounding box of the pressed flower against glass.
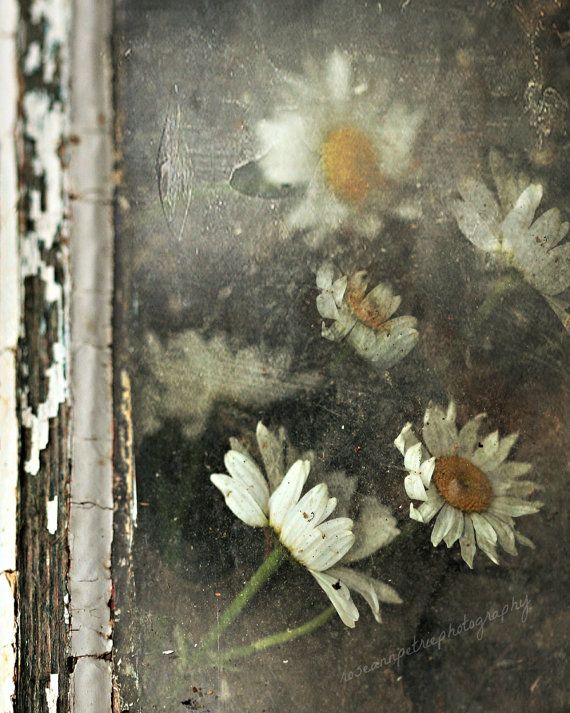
[451,150,570,331]
[316,262,418,370]
[252,50,422,243]
[208,422,402,633]
[394,402,543,568]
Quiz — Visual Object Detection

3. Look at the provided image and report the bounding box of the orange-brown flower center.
[321,126,380,206]
[433,455,493,513]
[345,273,389,330]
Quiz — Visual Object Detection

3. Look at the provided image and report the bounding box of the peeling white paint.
[21,338,67,476]
[30,0,69,83]
[19,89,69,477]
[45,673,58,713]
[22,92,66,255]
[47,497,59,534]
[0,0,20,709]
[63,592,70,625]
[24,41,42,74]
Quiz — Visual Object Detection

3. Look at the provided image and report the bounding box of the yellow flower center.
[321,126,379,206]
[433,456,493,513]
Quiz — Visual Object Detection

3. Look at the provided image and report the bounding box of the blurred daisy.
[256,50,422,242]
[211,422,401,626]
[316,262,418,370]
[451,150,570,330]
[394,402,543,567]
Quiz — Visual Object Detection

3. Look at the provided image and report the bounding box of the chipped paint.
[20,89,69,477]
[30,0,69,83]
[13,0,72,706]
[24,42,41,75]
[0,0,20,709]
[45,674,58,713]
[46,497,59,534]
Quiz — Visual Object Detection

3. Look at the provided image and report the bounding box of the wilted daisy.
[451,150,570,330]
[394,402,543,567]
[316,262,418,370]
[211,422,401,626]
[256,50,422,242]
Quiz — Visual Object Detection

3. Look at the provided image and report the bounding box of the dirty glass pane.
[114,1,570,710]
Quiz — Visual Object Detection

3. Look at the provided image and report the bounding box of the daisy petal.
[501,183,544,249]
[410,503,423,522]
[419,457,436,487]
[210,474,269,527]
[457,413,486,457]
[224,450,270,511]
[394,422,420,456]
[325,49,352,103]
[256,422,286,491]
[316,291,340,320]
[347,316,418,370]
[360,283,401,322]
[496,461,532,480]
[327,566,380,622]
[431,504,456,546]
[280,483,330,550]
[489,496,543,518]
[423,403,458,457]
[471,512,497,545]
[301,519,355,571]
[404,473,428,501]
[514,531,535,549]
[316,262,336,290]
[413,487,444,524]
[317,497,338,526]
[404,442,423,473]
[471,513,500,565]
[481,512,517,556]
[269,459,311,532]
[443,508,464,548]
[332,276,348,306]
[460,515,476,568]
[310,570,359,628]
[451,177,502,252]
[257,113,315,186]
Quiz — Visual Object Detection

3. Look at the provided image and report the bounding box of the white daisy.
[211,422,401,626]
[256,50,422,242]
[394,402,543,568]
[450,150,570,330]
[316,262,418,370]
[254,423,402,624]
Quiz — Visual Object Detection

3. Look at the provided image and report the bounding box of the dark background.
[114,1,570,710]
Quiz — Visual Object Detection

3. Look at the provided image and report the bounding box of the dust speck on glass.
[115,0,569,710]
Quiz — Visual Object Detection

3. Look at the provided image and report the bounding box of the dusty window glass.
[114,1,570,711]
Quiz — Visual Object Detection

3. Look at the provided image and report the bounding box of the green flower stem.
[197,544,286,654]
[208,606,336,665]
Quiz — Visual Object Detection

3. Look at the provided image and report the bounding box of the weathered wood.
[14,0,72,710]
